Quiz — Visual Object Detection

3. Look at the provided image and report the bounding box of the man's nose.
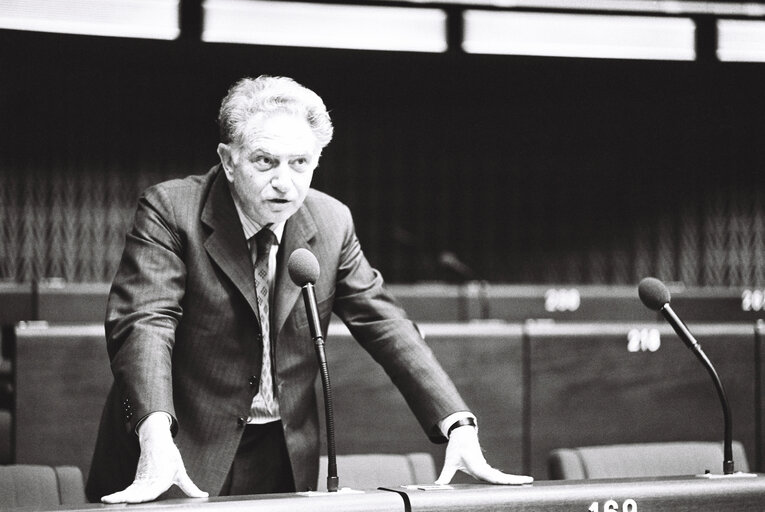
[270,164,290,191]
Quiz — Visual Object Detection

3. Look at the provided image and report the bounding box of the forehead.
[239,112,318,154]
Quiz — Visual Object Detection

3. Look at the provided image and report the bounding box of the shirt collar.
[232,198,285,244]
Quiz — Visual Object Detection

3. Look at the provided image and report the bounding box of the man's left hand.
[435,426,533,485]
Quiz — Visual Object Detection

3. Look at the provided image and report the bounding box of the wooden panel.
[320,322,525,480]
[527,322,758,479]
[486,285,656,323]
[487,286,765,323]
[0,282,33,324]
[24,283,765,326]
[388,284,765,324]
[386,284,468,322]
[671,288,765,323]
[36,282,110,323]
[14,323,110,476]
[22,282,765,326]
[387,284,655,323]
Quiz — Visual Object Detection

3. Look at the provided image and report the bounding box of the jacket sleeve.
[106,184,187,436]
[330,204,469,443]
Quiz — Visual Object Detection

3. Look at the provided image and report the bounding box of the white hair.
[218,75,333,148]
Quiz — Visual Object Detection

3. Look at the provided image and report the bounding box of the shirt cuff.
[438,411,477,438]
[135,411,173,435]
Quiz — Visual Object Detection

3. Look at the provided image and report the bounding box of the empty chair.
[317,452,436,490]
[548,441,749,480]
[0,465,86,508]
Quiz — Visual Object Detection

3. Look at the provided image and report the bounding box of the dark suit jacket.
[86,166,468,501]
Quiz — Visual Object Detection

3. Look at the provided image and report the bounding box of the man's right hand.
[101,413,209,504]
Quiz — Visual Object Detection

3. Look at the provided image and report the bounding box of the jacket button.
[237,417,246,427]
[249,376,258,387]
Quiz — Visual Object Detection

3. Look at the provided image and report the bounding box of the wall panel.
[526,322,758,478]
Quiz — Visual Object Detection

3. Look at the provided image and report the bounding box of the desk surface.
[387,476,765,512]
[28,490,403,512]
[24,477,765,512]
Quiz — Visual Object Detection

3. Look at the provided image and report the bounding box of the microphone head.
[438,251,475,280]
[638,277,671,311]
[288,248,320,286]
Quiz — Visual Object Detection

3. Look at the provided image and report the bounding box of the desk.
[30,477,765,511]
[36,490,403,512]
[388,476,765,512]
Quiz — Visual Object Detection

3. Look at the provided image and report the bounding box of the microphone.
[638,277,734,474]
[438,251,475,281]
[287,248,339,491]
[288,248,322,343]
[438,251,490,320]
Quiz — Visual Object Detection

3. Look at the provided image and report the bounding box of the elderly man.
[86,75,532,503]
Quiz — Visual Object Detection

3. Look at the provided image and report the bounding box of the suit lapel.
[201,167,260,318]
[273,202,318,338]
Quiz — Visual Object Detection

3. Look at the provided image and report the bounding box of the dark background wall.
[1,29,764,285]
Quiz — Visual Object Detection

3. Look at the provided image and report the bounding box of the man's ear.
[217,143,236,182]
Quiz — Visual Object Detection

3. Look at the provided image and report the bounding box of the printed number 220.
[589,499,637,512]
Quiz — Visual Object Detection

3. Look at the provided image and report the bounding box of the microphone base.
[296,488,366,497]
[695,472,760,479]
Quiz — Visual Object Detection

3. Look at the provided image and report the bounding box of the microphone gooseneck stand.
[639,277,735,475]
[301,282,339,491]
[659,304,734,474]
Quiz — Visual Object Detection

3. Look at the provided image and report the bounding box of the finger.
[505,474,534,485]
[466,463,534,485]
[101,490,130,504]
[491,472,534,485]
[434,463,459,485]
[101,483,147,504]
[100,480,169,504]
[175,470,209,498]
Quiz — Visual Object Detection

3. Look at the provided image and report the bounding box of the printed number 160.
[589,499,637,512]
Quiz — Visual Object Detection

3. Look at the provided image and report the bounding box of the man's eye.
[292,158,309,170]
[253,156,273,168]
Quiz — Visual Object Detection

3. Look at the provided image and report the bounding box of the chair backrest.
[0,464,86,508]
[548,441,749,480]
[317,452,436,491]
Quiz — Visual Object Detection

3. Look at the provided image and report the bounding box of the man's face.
[218,112,320,225]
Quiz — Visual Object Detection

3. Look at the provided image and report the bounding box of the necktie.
[251,227,278,416]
